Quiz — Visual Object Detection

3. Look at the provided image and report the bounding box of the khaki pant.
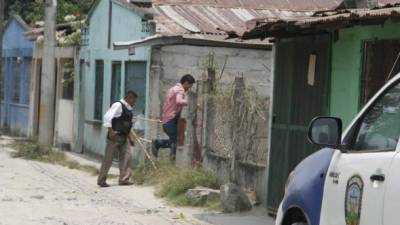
[97,136,132,185]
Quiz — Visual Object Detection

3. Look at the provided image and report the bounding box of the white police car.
[275,73,400,225]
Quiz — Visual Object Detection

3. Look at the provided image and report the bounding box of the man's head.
[124,91,138,107]
[180,74,195,91]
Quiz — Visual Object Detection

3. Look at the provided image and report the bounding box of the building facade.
[78,0,153,156]
[0,16,33,136]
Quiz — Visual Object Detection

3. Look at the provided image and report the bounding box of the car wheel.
[292,223,307,225]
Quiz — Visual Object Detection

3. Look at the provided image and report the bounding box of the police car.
[275,73,400,225]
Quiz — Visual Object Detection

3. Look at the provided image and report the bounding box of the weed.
[132,160,219,208]
[9,140,102,177]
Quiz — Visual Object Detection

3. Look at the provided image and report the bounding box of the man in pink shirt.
[152,74,195,161]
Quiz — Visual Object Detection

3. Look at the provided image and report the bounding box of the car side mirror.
[308,117,342,149]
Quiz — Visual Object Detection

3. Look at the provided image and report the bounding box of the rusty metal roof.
[121,0,345,40]
[242,3,400,39]
[151,3,319,40]
[114,0,345,41]
[152,0,341,11]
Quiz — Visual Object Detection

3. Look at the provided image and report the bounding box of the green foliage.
[10,140,100,176]
[157,168,218,199]
[132,161,219,207]
[5,0,95,24]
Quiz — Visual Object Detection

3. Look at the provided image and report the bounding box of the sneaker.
[151,140,159,158]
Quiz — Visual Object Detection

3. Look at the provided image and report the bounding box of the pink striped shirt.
[162,83,188,124]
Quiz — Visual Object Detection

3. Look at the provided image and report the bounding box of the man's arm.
[176,89,188,106]
[103,103,123,141]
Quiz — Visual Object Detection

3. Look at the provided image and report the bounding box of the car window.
[352,82,400,152]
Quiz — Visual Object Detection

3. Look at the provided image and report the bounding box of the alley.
[0,138,208,225]
[0,138,274,225]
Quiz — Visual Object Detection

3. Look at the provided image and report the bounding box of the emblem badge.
[345,175,364,225]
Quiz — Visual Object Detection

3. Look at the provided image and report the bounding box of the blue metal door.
[125,61,147,115]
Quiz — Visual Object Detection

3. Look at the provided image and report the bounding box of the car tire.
[292,223,308,225]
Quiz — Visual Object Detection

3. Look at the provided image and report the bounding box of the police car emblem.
[345,175,364,225]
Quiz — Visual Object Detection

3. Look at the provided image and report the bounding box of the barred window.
[61,59,74,100]
[94,60,104,120]
[110,61,121,104]
[12,58,21,103]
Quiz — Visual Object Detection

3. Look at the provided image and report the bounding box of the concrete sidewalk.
[195,207,275,225]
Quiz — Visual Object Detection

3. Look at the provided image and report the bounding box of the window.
[12,58,21,103]
[61,59,74,100]
[94,60,104,120]
[22,58,32,104]
[110,61,121,104]
[0,58,5,101]
[352,82,400,151]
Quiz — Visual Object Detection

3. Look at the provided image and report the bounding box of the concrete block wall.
[147,44,273,205]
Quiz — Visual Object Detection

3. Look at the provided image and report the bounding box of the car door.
[319,80,400,225]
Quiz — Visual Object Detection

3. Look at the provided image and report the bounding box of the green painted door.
[125,61,147,115]
[268,35,331,213]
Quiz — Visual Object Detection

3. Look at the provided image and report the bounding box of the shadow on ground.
[195,207,276,225]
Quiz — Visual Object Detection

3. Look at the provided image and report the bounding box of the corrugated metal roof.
[242,4,400,39]
[151,4,315,39]
[152,0,341,11]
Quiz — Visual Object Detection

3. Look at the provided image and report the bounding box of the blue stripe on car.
[282,148,336,225]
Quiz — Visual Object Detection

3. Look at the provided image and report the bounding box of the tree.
[4,0,95,24]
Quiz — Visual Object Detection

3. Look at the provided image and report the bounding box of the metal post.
[38,0,57,145]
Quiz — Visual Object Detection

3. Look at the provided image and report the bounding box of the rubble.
[185,187,221,206]
[220,183,252,213]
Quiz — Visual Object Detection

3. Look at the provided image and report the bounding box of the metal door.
[268,35,331,213]
[125,61,147,115]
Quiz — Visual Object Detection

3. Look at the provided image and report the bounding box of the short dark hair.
[125,91,138,98]
[180,74,195,84]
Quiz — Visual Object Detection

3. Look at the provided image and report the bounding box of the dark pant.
[156,117,178,157]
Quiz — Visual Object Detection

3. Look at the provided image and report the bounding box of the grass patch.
[9,140,102,176]
[132,161,219,208]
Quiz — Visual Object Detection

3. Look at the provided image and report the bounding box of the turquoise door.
[125,61,147,115]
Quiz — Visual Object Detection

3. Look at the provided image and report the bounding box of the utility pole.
[38,0,57,145]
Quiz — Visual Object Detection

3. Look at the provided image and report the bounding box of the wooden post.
[192,81,203,165]
[39,0,57,145]
[230,77,245,184]
[204,68,216,153]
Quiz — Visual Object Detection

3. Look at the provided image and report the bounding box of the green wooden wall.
[330,20,400,127]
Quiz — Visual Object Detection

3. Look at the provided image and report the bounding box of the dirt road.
[0,138,210,225]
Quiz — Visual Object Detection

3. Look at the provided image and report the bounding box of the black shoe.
[119,181,134,186]
[98,183,110,188]
[151,140,159,158]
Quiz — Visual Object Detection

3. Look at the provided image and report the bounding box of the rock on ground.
[220,183,252,213]
[186,187,220,206]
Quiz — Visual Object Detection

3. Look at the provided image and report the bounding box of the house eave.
[114,35,272,51]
